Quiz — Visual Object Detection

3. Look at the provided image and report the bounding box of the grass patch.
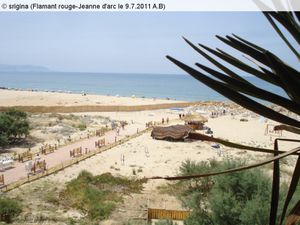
[60,171,146,221]
[44,191,60,206]
[76,123,87,131]
[0,197,22,223]
[49,113,79,121]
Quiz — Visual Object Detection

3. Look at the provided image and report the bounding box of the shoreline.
[0,86,180,101]
[0,89,231,113]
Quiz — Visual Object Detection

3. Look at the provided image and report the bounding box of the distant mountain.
[0,64,51,72]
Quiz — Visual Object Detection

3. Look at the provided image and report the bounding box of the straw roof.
[151,125,193,141]
[183,113,208,123]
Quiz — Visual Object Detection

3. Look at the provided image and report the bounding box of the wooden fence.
[0,117,181,192]
[0,174,5,187]
[0,127,151,193]
[0,102,202,113]
[148,208,190,221]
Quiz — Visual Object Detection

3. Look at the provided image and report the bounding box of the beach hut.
[183,113,208,130]
[151,125,193,141]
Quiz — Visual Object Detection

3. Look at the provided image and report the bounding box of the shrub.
[155,220,178,225]
[0,108,30,147]
[77,123,87,131]
[60,171,145,221]
[0,197,22,223]
[177,159,300,225]
[179,159,221,198]
[57,114,64,121]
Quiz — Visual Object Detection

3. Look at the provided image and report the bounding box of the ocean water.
[0,72,285,102]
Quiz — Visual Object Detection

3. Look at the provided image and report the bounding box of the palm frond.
[166,55,300,128]
[183,37,251,85]
[187,132,300,156]
[285,200,300,225]
[263,12,300,60]
[274,125,300,135]
[150,146,300,181]
[280,155,300,225]
[195,63,300,114]
[167,7,300,225]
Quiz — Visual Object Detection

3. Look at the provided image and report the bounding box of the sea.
[0,72,285,102]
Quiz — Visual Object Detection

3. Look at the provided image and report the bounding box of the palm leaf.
[263,12,300,60]
[183,37,251,85]
[267,12,300,45]
[294,12,300,22]
[280,155,300,225]
[195,63,300,114]
[166,55,300,128]
[150,146,300,181]
[216,35,272,68]
[285,200,300,225]
[187,132,300,156]
[270,139,280,225]
[232,33,267,52]
[274,125,300,135]
[167,8,300,225]
[199,43,281,86]
[265,51,300,103]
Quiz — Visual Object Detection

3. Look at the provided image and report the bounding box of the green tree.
[0,108,30,147]
[209,167,272,225]
[0,197,22,223]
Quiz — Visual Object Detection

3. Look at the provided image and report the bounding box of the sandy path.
[1,122,145,186]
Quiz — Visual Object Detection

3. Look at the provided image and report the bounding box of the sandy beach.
[1,90,299,224]
[0,89,184,107]
[18,113,299,184]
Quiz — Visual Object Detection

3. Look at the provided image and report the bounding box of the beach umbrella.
[151,125,193,141]
[183,112,208,123]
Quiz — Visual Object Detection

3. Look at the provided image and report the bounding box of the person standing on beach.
[34,153,41,162]
[121,154,125,165]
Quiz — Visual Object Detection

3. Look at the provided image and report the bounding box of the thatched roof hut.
[183,113,208,130]
[184,113,208,123]
[151,125,193,141]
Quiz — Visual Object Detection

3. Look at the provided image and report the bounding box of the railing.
[147,208,190,221]
[0,127,151,193]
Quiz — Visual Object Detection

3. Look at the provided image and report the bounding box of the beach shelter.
[183,112,208,130]
[151,125,193,141]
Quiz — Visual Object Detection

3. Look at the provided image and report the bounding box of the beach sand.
[2,90,300,224]
[0,89,184,107]
[31,114,299,185]
[7,112,300,224]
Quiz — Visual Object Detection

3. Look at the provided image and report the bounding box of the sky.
[0,12,298,74]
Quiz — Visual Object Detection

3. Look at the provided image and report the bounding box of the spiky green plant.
[158,6,299,225]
